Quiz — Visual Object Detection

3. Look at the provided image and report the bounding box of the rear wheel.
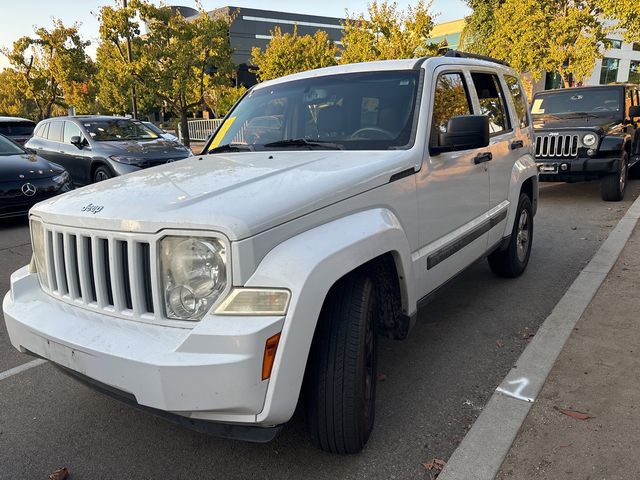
[488,193,533,278]
[303,272,378,454]
[93,165,113,183]
[601,152,627,201]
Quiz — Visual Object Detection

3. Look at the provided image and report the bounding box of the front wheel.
[601,152,627,201]
[488,193,533,278]
[93,165,113,183]
[303,272,378,454]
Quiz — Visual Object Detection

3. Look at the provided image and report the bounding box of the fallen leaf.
[49,467,69,480]
[496,340,504,348]
[377,373,387,382]
[557,407,593,420]
[422,458,446,471]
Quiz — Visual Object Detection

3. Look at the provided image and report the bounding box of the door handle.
[510,140,524,150]
[474,152,492,164]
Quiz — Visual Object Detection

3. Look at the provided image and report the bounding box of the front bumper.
[3,266,284,427]
[536,155,619,182]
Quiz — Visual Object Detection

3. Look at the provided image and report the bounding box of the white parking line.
[0,359,47,382]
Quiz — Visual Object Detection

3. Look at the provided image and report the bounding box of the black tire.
[303,273,378,454]
[488,193,533,278]
[93,165,113,183]
[601,152,627,201]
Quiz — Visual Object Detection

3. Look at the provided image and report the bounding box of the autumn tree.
[2,20,95,120]
[462,0,504,54]
[0,68,38,118]
[340,0,438,64]
[599,0,640,42]
[98,0,234,146]
[484,0,606,87]
[251,26,338,81]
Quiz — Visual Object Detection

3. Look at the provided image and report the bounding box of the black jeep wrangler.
[532,84,640,201]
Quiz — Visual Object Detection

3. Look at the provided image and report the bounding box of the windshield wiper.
[263,138,343,150]
[207,143,254,154]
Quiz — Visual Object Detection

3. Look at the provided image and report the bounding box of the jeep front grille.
[535,134,578,158]
[40,225,157,319]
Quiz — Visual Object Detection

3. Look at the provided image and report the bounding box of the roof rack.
[443,50,511,67]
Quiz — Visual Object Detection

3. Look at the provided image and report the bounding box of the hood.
[0,153,63,181]
[97,137,190,160]
[31,150,414,240]
[532,113,621,132]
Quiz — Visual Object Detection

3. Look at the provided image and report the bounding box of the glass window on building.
[629,61,640,84]
[600,58,619,84]
[633,43,640,52]
[604,38,622,49]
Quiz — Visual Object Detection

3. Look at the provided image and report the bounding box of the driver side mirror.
[70,136,84,148]
[431,115,490,154]
[629,105,640,119]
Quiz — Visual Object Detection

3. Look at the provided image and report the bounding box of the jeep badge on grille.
[81,203,104,214]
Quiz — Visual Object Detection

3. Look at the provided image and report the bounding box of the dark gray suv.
[26,116,192,185]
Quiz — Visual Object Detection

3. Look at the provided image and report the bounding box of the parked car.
[0,133,72,219]
[532,84,640,201]
[142,121,180,143]
[26,116,192,185]
[4,52,538,453]
[0,116,36,145]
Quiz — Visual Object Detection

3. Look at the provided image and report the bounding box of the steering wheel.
[350,127,395,140]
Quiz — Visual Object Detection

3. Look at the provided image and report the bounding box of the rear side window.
[47,121,63,142]
[504,75,530,128]
[34,123,45,137]
[430,72,473,148]
[63,121,82,143]
[471,72,511,135]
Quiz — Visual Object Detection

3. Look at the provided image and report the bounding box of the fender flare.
[245,208,415,425]
[504,152,538,235]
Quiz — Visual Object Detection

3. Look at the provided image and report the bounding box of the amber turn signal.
[262,333,281,381]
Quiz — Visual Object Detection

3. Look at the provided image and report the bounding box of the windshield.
[82,119,159,141]
[143,122,164,135]
[0,121,35,136]
[0,134,26,155]
[532,88,622,115]
[207,70,421,152]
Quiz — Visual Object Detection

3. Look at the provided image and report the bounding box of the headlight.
[160,236,227,321]
[30,219,48,289]
[52,170,70,184]
[582,133,597,147]
[109,155,143,165]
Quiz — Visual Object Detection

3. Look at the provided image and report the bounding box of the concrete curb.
[438,193,640,480]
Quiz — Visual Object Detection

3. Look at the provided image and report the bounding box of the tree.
[599,1,640,42]
[462,0,504,54]
[98,0,234,147]
[204,84,246,117]
[0,68,38,118]
[340,0,438,64]
[251,26,338,81]
[485,0,605,87]
[2,20,95,120]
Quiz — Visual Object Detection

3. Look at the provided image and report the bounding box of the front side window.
[504,75,530,129]
[600,58,619,84]
[63,121,82,144]
[82,119,159,141]
[532,88,622,115]
[471,72,510,135]
[430,72,472,148]
[207,70,422,152]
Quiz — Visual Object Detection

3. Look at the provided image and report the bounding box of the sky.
[0,0,469,69]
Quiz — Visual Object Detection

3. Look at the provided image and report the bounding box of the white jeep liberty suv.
[3,51,538,454]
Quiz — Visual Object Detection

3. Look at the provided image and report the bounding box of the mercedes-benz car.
[26,116,192,185]
[0,133,72,219]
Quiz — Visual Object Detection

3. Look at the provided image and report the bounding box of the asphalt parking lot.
[1,180,639,480]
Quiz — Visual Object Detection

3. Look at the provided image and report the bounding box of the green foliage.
[599,0,640,42]
[251,26,338,81]
[0,68,38,118]
[462,0,504,54]
[98,0,234,146]
[2,19,95,119]
[482,0,606,86]
[204,85,246,117]
[340,0,438,64]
